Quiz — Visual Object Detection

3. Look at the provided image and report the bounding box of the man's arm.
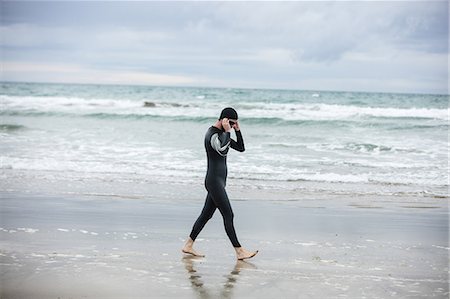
[211,132,231,156]
[230,130,245,152]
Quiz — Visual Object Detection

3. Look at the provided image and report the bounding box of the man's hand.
[232,120,240,131]
[222,118,232,132]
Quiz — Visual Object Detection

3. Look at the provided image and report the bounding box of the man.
[182,107,258,260]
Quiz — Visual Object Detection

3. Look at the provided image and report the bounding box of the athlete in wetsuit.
[182,107,258,260]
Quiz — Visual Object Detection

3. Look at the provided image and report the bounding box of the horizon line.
[1,80,448,97]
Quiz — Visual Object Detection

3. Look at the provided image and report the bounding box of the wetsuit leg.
[209,187,241,248]
[189,193,216,241]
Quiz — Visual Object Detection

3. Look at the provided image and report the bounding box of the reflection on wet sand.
[182,256,257,299]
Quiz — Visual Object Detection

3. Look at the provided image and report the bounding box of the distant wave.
[241,102,448,120]
[0,124,27,131]
[0,110,67,117]
[2,109,447,131]
[344,142,393,152]
[307,142,435,155]
[1,95,143,109]
[266,142,397,152]
[84,112,214,123]
[1,95,448,124]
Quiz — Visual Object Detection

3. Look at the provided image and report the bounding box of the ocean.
[1,82,448,200]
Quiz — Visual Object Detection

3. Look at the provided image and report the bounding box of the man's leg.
[189,193,216,241]
[210,188,241,248]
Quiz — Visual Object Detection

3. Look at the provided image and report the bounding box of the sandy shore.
[0,191,448,298]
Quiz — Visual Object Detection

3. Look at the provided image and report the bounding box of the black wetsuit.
[189,126,245,247]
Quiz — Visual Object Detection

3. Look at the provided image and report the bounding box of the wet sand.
[0,191,448,298]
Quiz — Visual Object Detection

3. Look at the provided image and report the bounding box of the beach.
[0,186,448,299]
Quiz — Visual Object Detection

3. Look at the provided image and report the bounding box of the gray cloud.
[1,1,448,94]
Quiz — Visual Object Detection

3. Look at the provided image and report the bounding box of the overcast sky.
[1,1,448,94]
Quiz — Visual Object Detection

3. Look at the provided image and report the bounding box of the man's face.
[228,119,237,127]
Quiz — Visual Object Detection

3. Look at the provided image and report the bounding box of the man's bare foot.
[182,247,205,257]
[182,237,205,257]
[235,247,258,260]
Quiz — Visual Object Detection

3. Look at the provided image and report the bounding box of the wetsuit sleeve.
[230,130,245,152]
[211,132,231,156]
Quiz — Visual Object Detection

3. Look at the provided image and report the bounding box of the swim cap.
[219,107,238,120]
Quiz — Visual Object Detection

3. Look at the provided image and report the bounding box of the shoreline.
[1,168,447,208]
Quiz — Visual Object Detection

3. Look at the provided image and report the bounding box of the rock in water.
[143,101,156,107]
